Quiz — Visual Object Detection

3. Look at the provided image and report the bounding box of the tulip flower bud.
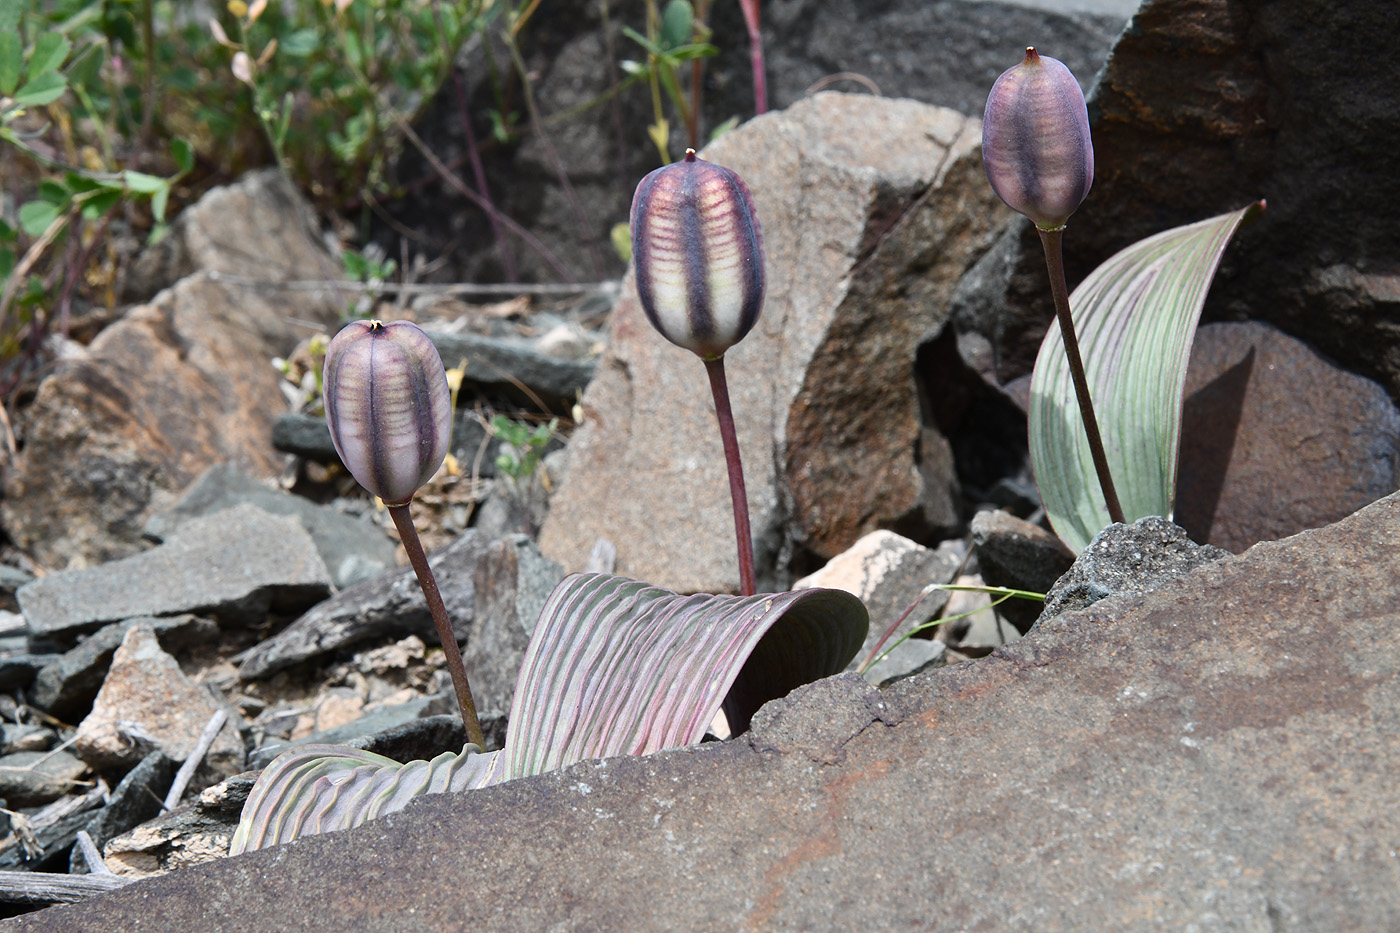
[322,320,451,506]
[630,149,765,360]
[982,47,1094,229]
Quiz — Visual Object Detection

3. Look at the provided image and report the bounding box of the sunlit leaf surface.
[1029,201,1264,553]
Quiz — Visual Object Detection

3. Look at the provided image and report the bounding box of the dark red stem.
[1037,227,1125,525]
[704,355,756,596]
[739,0,767,115]
[389,504,486,748]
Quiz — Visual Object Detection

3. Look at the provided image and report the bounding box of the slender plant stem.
[738,0,767,114]
[704,356,756,597]
[1037,227,1125,525]
[388,504,485,748]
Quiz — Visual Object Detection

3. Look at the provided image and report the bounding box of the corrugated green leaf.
[1029,201,1264,553]
[504,573,868,780]
[230,744,505,855]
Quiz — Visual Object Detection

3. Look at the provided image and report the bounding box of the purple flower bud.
[982,47,1094,229]
[630,149,766,360]
[322,320,451,506]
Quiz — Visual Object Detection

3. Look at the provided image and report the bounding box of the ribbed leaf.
[504,573,868,780]
[230,743,505,855]
[231,573,867,854]
[1029,201,1264,553]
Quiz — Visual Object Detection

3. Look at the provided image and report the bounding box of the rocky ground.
[0,0,1398,927]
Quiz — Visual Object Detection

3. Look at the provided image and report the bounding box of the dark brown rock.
[971,508,1077,629]
[1176,321,1400,553]
[17,488,1400,931]
[541,94,1005,592]
[956,0,1400,404]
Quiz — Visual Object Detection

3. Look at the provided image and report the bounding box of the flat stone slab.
[16,490,1399,930]
[17,504,331,642]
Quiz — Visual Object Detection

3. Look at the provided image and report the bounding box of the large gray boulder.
[540,93,1006,592]
[16,489,1400,931]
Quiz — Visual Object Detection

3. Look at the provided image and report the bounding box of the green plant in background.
[491,414,556,489]
[0,0,192,393]
[208,0,493,205]
[621,0,717,161]
[984,48,1263,553]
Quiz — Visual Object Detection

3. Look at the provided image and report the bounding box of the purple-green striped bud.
[630,149,765,360]
[322,319,451,506]
[982,47,1094,229]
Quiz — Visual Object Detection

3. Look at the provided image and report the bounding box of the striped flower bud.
[982,48,1094,229]
[322,320,451,506]
[630,149,765,360]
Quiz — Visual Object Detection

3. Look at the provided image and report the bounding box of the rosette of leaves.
[231,572,867,854]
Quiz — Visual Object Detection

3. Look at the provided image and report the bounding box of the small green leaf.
[280,28,319,57]
[171,137,194,174]
[122,170,166,194]
[29,32,72,77]
[38,178,70,204]
[80,188,122,220]
[12,70,68,107]
[150,182,170,223]
[1029,200,1265,552]
[0,32,19,96]
[65,41,104,91]
[622,25,661,56]
[18,200,61,236]
[659,0,694,50]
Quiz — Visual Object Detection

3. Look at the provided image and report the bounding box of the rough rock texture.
[971,509,1077,630]
[31,614,217,722]
[1034,516,1230,629]
[955,0,1400,404]
[464,535,566,719]
[2,171,344,570]
[70,750,178,874]
[793,530,960,684]
[390,0,1126,285]
[73,626,244,780]
[236,530,491,681]
[20,490,1400,931]
[1175,321,1400,552]
[0,749,87,807]
[143,463,399,591]
[17,504,331,643]
[541,93,1006,592]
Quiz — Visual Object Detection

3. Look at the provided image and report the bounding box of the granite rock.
[74,626,245,780]
[541,93,1004,591]
[1033,516,1231,630]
